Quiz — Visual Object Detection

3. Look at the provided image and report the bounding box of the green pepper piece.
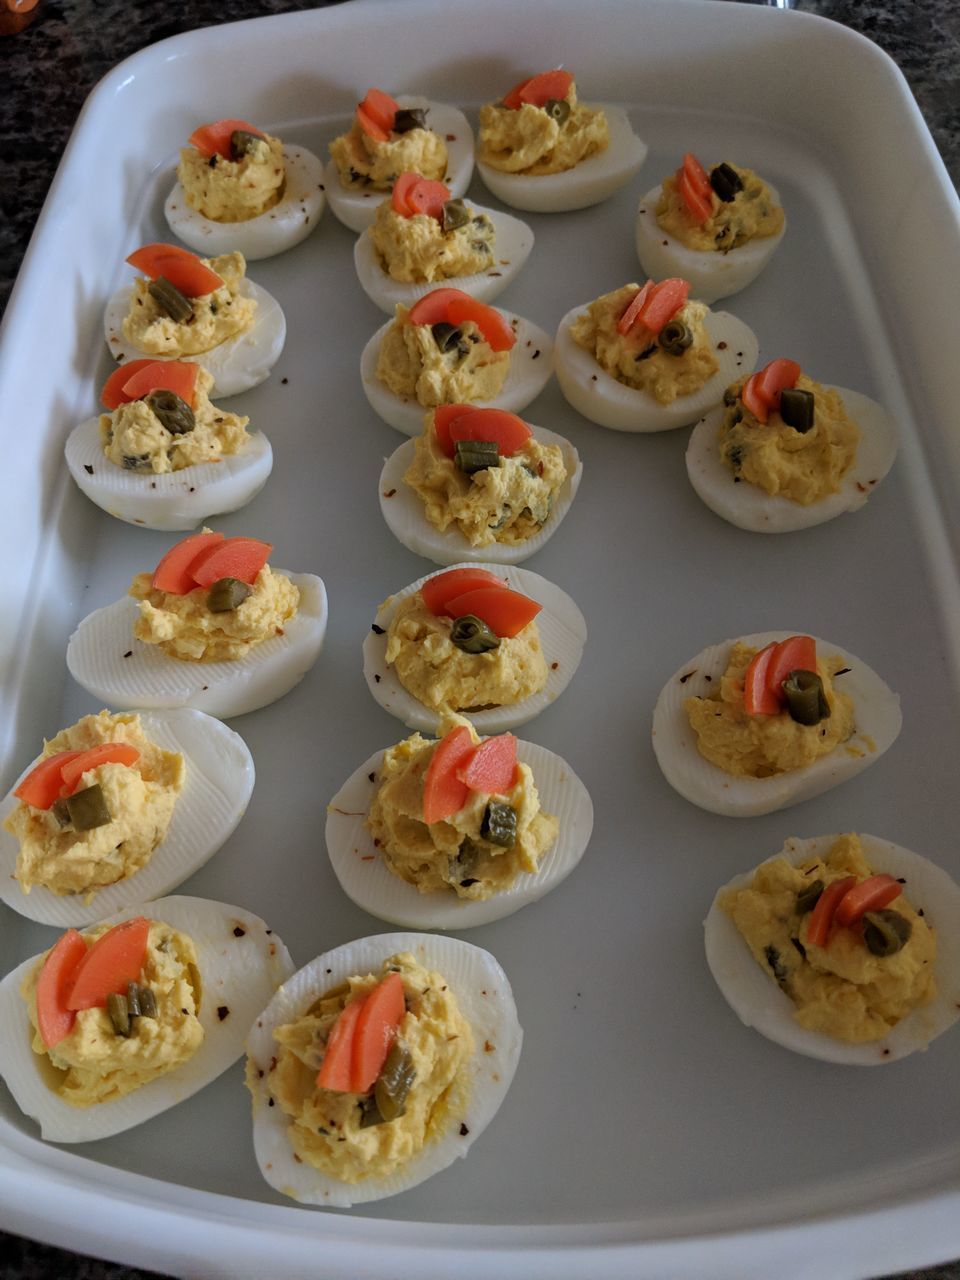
[795,878,825,914]
[358,1094,385,1128]
[65,784,111,832]
[441,198,471,232]
[862,909,912,957]
[450,614,500,654]
[454,440,500,474]
[431,322,467,355]
[392,107,427,134]
[374,1042,417,1121]
[146,389,196,436]
[657,320,693,357]
[206,577,252,613]
[779,388,815,433]
[50,798,72,829]
[148,276,194,323]
[122,453,152,471]
[709,163,744,202]
[542,97,571,125]
[135,984,158,1019]
[781,669,831,726]
[107,993,131,1037]
[230,129,270,162]
[482,801,517,848]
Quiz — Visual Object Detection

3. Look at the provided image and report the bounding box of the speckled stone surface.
[1,1,958,1277]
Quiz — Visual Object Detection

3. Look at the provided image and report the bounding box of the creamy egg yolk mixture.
[129,564,300,663]
[376,306,510,407]
[385,590,548,712]
[330,118,447,191]
[718,374,860,505]
[5,711,184,898]
[369,200,495,284]
[685,640,855,777]
[22,920,203,1106]
[261,953,472,1183]
[656,163,784,252]
[178,131,285,223]
[121,251,256,357]
[570,285,719,404]
[479,83,608,176]
[722,834,936,1042]
[100,367,249,475]
[403,419,567,548]
[366,719,558,900]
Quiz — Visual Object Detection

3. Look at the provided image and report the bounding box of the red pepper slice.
[834,875,903,927]
[805,876,857,948]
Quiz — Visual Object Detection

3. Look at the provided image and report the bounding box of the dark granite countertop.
[1,2,958,1277]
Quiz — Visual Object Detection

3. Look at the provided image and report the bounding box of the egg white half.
[246,931,522,1205]
[475,105,647,213]
[379,424,581,567]
[64,416,274,532]
[104,279,286,399]
[353,204,535,315]
[65,572,328,719]
[704,834,960,1065]
[361,312,554,437]
[634,181,786,304]
[325,99,474,234]
[685,388,898,533]
[164,144,326,261]
[554,302,758,432]
[651,631,902,817]
[0,709,255,927]
[326,739,593,931]
[362,562,587,734]
[0,894,293,1143]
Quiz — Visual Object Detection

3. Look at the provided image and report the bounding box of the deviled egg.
[354,183,534,314]
[475,68,647,213]
[65,360,273,531]
[555,279,758,432]
[363,562,586,734]
[685,362,897,533]
[0,709,254,927]
[0,895,293,1142]
[326,91,474,234]
[652,631,901,817]
[104,244,285,398]
[246,931,521,1205]
[65,531,328,719]
[362,289,554,437]
[635,153,786,303]
[164,117,325,260]
[380,409,581,566]
[326,726,593,929]
[704,833,960,1064]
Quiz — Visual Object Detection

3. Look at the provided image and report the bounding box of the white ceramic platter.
[2,1,960,1277]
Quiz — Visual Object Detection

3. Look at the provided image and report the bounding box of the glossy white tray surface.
[2,1,960,1276]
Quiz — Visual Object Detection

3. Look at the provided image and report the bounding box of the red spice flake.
[550,661,559,670]
[383,488,397,498]
[217,1006,230,1021]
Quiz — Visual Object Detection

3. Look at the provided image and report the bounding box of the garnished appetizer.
[246,932,521,1204]
[363,563,587,734]
[326,718,593,930]
[0,896,292,1142]
[103,243,286,398]
[65,530,328,718]
[635,152,786,303]
[0,709,253,927]
[361,288,553,437]
[685,358,898,532]
[64,360,273,530]
[475,68,647,213]
[652,632,901,816]
[326,89,473,233]
[164,117,325,260]
[554,278,758,432]
[704,833,960,1064]
[379,405,581,565]
[353,170,534,314]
